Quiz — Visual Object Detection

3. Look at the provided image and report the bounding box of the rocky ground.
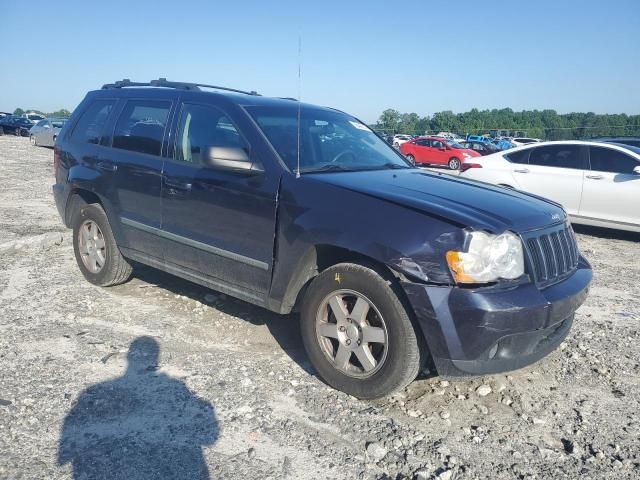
[0,134,638,479]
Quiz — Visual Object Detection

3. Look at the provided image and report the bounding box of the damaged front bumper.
[401,256,592,376]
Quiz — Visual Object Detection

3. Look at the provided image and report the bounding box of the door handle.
[164,179,193,191]
[96,161,117,172]
[586,174,603,180]
[513,168,529,173]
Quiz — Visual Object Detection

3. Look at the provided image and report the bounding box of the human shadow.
[58,336,218,479]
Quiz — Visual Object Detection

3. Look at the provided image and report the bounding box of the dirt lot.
[0,135,638,479]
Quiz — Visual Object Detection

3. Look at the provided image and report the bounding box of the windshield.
[246,105,411,173]
[51,120,66,128]
[446,141,464,149]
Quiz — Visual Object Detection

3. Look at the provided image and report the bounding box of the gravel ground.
[0,135,638,480]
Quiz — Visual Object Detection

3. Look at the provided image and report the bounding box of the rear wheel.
[14,128,21,137]
[448,157,461,170]
[72,203,133,286]
[300,263,425,399]
[406,154,415,165]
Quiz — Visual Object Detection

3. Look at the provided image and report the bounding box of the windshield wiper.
[302,164,357,173]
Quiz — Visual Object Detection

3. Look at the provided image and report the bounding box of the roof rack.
[101,78,260,96]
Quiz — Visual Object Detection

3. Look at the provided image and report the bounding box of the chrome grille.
[525,224,579,287]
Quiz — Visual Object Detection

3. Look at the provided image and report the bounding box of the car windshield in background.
[51,120,67,128]
[446,141,464,148]
[246,106,411,173]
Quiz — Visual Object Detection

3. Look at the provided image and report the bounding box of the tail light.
[461,163,482,172]
[53,145,60,175]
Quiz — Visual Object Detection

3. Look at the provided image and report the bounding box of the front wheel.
[448,157,461,170]
[72,203,133,286]
[300,263,425,399]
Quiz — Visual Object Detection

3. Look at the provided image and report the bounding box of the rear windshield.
[246,105,411,173]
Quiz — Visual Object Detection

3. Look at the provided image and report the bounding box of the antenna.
[296,35,302,178]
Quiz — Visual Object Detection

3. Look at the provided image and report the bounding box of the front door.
[161,102,279,297]
[512,144,586,215]
[579,145,640,227]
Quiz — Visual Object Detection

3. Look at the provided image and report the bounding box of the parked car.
[0,116,34,136]
[589,136,640,148]
[52,78,591,399]
[459,141,640,232]
[511,137,541,146]
[30,117,68,147]
[491,138,515,150]
[459,140,500,156]
[466,135,491,143]
[400,136,480,169]
[392,134,413,148]
[24,111,46,123]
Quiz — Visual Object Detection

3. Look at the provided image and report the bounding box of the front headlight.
[446,231,524,283]
[462,152,471,158]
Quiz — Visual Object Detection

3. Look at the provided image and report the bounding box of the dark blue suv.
[53,79,591,399]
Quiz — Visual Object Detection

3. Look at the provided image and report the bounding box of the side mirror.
[633,166,640,175]
[204,146,263,174]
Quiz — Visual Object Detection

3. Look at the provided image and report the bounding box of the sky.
[1,0,639,123]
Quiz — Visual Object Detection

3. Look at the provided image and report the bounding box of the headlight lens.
[462,152,471,158]
[446,231,524,283]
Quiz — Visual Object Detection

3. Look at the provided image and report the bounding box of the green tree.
[378,109,401,133]
[13,108,24,116]
[49,109,71,118]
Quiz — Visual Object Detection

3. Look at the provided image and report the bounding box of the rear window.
[504,149,531,164]
[70,100,115,144]
[112,100,171,156]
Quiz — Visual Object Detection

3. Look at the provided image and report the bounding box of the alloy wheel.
[315,289,388,378]
[78,220,107,273]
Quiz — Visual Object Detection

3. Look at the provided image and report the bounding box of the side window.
[590,146,639,174]
[529,145,584,169]
[70,100,115,144]
[415,139,429,146]
[175,104,248,164]
[504,148,531,164]
[112,100,170,156]
[431,140,444,149]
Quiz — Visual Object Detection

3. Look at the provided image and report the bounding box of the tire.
[72,203,133,286]
[393,142,399,149]
[448,157,461,170]
[406,154,415,166]
[0,127,4,136]
[30,135,37,146]
[300,263,425,399]
[14,128,21,136]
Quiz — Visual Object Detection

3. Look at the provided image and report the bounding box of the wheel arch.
[275,244,407,315]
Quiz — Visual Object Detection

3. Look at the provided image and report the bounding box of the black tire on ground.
[406,154,415,165]
[0,127,4,135]
[448,157,461,170]
[14,128,21,136]
[300,262,426,399]
[72,203,133,286]
[30,135,36,146]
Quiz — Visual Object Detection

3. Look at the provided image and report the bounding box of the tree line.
[373,108,640,140]
[12,107,71,118]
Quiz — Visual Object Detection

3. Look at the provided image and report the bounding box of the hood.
[309,169,565,233]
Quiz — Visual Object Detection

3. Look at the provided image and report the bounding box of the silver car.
[29,118,67,147]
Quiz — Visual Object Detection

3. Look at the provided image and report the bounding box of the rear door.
[98,98,174,260]
[412,139,431,163]
[161,100,279,296]
[512,144,586,215]
[579,145,640,227]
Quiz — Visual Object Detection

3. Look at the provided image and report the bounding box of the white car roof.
[500,140,640,158]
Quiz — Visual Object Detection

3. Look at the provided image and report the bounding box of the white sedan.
[460,141,640,232]
[392,134,413,148]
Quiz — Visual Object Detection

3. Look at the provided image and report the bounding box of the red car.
[400,136,480,170]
